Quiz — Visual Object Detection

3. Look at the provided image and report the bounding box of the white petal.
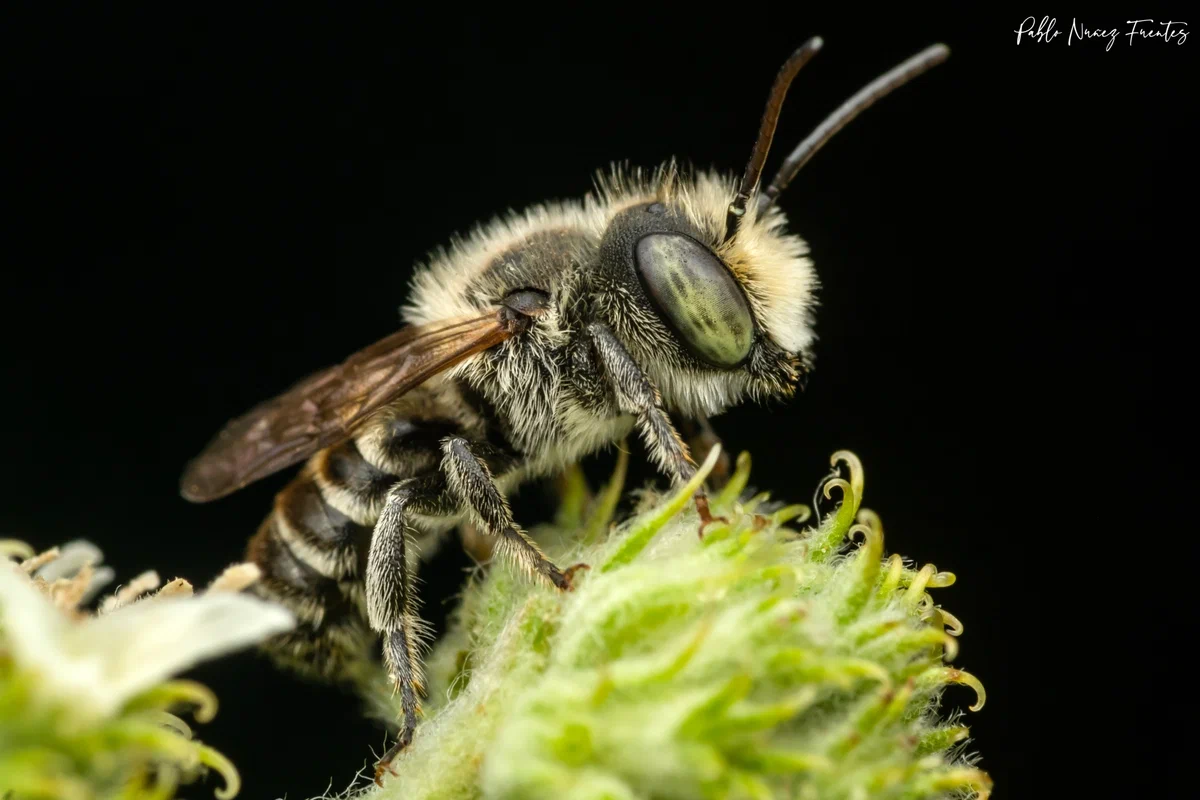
[0,562,73,661]
[66,592,295,717]
[0,564,111,720]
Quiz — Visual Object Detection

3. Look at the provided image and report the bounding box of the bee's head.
[593,176,813,417]
[591,38,949,417]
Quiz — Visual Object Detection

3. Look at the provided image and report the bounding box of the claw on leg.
[694,491,729,538]
[373,727,411,785]
[373,665,422,784]
[372,633,421,785]
[549,561,590,592]
[561,562,590,590]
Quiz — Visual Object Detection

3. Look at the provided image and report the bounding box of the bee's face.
[577,40,948,418]
[592,173,816,417]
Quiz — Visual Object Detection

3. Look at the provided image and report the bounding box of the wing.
[180,310,512,503]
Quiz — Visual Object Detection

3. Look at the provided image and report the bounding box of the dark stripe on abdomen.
[276,476,373,579]
[246,513,353,621]
[244,410,476,680]
[321,438,397,511]
[376,416,462,465]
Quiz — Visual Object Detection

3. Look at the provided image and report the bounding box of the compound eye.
[635,233,754,368]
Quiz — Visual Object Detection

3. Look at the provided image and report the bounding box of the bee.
[180,37,949,780]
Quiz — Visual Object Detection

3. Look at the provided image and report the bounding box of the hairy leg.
[587,323,695,483]
[440,437,585,590]
[587,322,726,530]
[365,474,453,781]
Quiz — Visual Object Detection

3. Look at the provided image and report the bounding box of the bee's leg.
[587,323,728,532]
[440,436,585,591]
[365,473,454,783]
[677,414,733,491]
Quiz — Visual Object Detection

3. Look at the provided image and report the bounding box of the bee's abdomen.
[244,416,461,680]
[245,509,372,678]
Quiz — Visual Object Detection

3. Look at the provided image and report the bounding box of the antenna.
[723,37,824,242]
[760,43,951,209]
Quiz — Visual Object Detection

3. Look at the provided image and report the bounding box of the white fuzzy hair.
[402,161,818,356]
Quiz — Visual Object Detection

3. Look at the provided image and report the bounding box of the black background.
[2,8,1189,799]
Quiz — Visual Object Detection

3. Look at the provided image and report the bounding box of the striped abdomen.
[244,406,465,680]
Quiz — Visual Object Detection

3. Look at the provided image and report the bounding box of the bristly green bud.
[351,449,991,800]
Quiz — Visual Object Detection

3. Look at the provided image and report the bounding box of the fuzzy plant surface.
[346,447,991,800]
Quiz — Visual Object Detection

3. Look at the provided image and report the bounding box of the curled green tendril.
[903,565,937,606]
[124,680,219,723]
[937,631,959,662]
[140,710,193,739]
[809,451,866,562]
[772,504,810,525]
[831,450,864,504]
[197,743,241,800]
[838,516,885,624]
[929,571,956,588]
[105,719,200,768]
[856,508,884,541]
[938,608,965,636]
[822,478,852,503]
[918,667,987,711]
[849,518,883,560]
